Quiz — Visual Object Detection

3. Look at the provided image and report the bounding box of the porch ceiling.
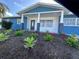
[24,12,61,17]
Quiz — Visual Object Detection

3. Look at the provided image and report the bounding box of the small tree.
[0,2,9,18]
[2,20,12,29]
[0,2,9,28]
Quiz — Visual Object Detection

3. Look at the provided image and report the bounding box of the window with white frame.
[77,18,79,25]
[40,20,45,27]
[6,19,10,22]
[40,20,53,27]
[17,19,21,24]
[64,18,75,26]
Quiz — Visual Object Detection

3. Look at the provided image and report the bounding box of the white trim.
[17,2,62,14]
[64,18,77,19]
[60,11,64,23]
[23,10,62,15]
[21,14,24,23]
[64,25,79,27]
[64,18,79,26]
[37,13,40,23]
[17,19,21,24]
[76,18,79,26]
[75,18,78,25]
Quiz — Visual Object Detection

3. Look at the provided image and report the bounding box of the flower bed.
[0,30,78,59]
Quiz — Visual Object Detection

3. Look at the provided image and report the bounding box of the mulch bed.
[0,32,79,59]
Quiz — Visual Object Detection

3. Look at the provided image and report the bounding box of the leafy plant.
[65,34,79,48]
[0,2,9,18]
[4,29,12,35]
[0,33,9,41]
[44,32,54,41]
[15,30,24,36]
[24,36,36,48]
[0,22,2,25]
[29,33,37,39]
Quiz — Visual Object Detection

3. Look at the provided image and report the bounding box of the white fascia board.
[23,10,63,15]
[17,2,63,14]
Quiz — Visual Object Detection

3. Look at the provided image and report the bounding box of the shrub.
[44,32,54,41]
[2,21,13,29]
[15,30,24,36]
[24,36,36,48]
[4,29,13,35]
[0,33,9,41]
[65,34,79,48]
[29,33,37,39]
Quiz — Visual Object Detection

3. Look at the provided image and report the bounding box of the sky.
[0,0,58,16]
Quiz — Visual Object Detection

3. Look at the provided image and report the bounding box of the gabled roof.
[17,2,63,14]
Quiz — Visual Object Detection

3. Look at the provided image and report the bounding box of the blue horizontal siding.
[26,6,59,13]
[10,19,22,30]
[3,17,27,30]
[64,26,79,35]
[2,18,22,30]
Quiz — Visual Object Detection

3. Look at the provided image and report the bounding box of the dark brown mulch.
[0,32,79,59]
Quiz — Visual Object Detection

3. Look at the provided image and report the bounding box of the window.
[64,18,75,26]
[77,18,79,25]
[40,20,45,27]
[6,19,10,22]
[17,19,21,24]
[40,20,53,27]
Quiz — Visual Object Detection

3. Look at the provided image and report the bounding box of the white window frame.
[17,19,21,24]
[64,18,79,26]
[64,18,77,26]
[76,18,79,26]
[40,20,53,27]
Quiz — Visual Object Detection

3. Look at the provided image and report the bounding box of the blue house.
[2,2,79,35]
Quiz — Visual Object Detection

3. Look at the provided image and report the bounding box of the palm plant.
[0,2,9,18]
[0,2,9,28]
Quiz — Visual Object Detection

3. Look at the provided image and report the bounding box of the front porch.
[21,11,64,33]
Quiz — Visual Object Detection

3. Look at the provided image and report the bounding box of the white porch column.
[21,14,24,23]
[59,11,64,33]
[37,13,40,32]
[37,13,40,23]
[21,14,24,29]
[60,11,64,23]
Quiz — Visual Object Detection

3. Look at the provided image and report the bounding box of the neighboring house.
[2,2,79,35]
[2,16,27,30]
